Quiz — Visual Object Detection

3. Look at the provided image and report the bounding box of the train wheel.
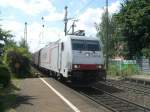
[57,73,65,82]
[49,71,53,77]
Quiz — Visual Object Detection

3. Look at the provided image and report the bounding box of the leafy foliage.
[96,11,126,58]
[115,0,150,58]
[0,28,13,62]
[4,47,31,78]
[142,48,150,58]
[0,25,31,78]
[0,28,13,47]
[0,26,13,87]
[107,64,119,76]
[107,63,138,78]
[0,64,11,87]
[19,38,29,50]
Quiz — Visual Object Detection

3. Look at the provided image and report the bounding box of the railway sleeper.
[107,81,150,95]
[94,97,116,102]
[97,100,118,104]
[100,101,131,107]
[116,107,142,112]
[98,99,121,103]
[104,102,129,106]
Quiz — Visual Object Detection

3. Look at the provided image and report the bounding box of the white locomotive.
[33,34,106,83]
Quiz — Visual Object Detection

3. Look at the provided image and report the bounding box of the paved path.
[15,78,73,112]
[15,78,110,112]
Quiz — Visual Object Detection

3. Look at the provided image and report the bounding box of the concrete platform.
[15,78,111,112]
[125,75,150,84]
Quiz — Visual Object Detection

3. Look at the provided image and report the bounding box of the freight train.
[32,34,106,84]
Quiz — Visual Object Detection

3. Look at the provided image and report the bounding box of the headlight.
[73,64,80,69]
[97,65,103,69]
[98,65,102,68]
[74,65,78,68]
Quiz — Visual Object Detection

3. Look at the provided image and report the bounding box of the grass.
[0,77,21,112]
[106,64,140,80]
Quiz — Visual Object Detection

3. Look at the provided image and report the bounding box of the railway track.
[124,78,150,86]
[97,80,150,108]
[116,79,150,90]
[75,87,150,112]
[99,80,150,95]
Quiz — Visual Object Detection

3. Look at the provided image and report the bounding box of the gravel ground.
[97,80,150,109]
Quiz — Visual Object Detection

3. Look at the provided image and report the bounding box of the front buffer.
[68,64,106,84]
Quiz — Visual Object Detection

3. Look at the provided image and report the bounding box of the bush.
[0,65,11,87]
[107,64,120,76]
[107,64,138,78]
[5,47,31,78]
[121,64,139,77]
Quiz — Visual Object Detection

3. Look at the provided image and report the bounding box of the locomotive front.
[69,36,106,83]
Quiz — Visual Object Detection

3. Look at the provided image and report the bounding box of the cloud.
[81,0,87,3]
[108,0,120,14]
[75,0,121,36]
[0,0,54,15]
[1,20,63,52]
[23,22,63,52]
[0,0,121,52]
[76,8,104,35]
[1,20,24,41]
[44,11,64,22]
[1,20,23,32]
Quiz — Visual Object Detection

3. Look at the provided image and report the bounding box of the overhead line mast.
[64,6,68,36]
[24,22,27,46]
[106,0,109,70]
[64,6,81,36]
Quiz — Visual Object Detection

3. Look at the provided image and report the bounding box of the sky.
[0,0,121,52]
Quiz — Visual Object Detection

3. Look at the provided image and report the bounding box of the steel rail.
[79,92,119,112]
[111,80,150,92]
[98,81,150,96]
[124,78,150,88]
[124,80,150,89]
[93,87,150,112]
[76,86,150,112]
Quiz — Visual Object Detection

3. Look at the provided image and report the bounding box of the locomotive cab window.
[71,39,100,51]
[61,42,64,51]
[72,39,85,51]
[86,41,100,51]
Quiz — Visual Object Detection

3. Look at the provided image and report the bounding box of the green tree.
[5,47,31,77]
[0,28,13,47]
[0,27,13,62]
[0,27,13,86]
[19,38,29,50]
[115,0,150,59]
[96,11,126,59]
[0,32,31,77]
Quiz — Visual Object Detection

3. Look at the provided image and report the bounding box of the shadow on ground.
[13,95,36,108]
[0,83,36,112]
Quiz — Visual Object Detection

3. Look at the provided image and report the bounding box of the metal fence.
[109,59,150,75]
[136,59,150,73]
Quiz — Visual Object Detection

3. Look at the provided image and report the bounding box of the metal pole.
[106,0,109,70]
[64,6,68,36]
[24,22,27,46]
[42,16,44,28]
[72,22,75,34]
[41,17,44,40]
